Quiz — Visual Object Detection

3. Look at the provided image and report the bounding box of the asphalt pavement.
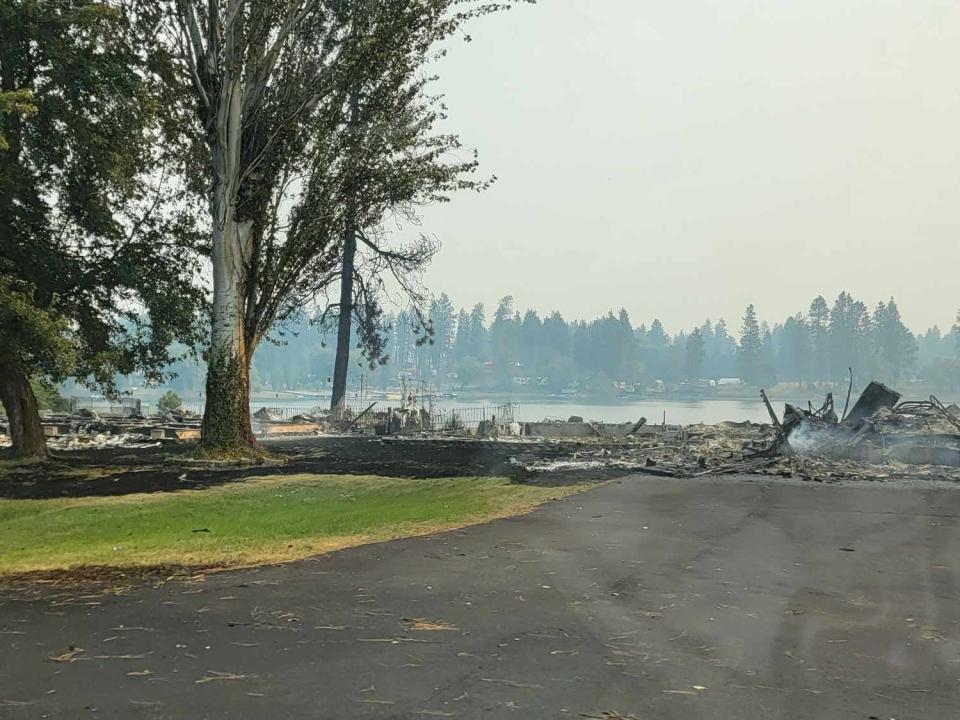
[2,475,959,719]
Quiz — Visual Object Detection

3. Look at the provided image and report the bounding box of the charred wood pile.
[509,382,960,483]
[776,382,960,470]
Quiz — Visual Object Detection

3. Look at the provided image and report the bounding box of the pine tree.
[871,298,916,382]
[684,328,705,381]
[452,309,471,361]
[642,319,670,382]
[808,295,830,382]
[468,303,488,361]
[778,314,810,385]
[828,292,871,383]
[428,294,456,375]
[737,304,763,385]
[490,296,520,385]
[519,310,544,375]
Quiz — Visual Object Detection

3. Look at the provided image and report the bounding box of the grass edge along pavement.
[0,473,590,575]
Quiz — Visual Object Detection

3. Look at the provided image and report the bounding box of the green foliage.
[163,3,524,439]
[157,390,183,412]
[0,89,36,151]
[0,0,206,409]
[29,380,70,413]
[199,353,247,454]
[429,294,456,369]
[0,278,75,380]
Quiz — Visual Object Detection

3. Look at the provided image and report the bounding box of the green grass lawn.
[0,474,583,574]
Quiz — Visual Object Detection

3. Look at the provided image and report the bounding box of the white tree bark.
[201,47,258,448]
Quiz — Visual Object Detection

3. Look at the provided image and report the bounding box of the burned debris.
[4,382,960,486]
[507,382,960,484]
[774,381,960,470]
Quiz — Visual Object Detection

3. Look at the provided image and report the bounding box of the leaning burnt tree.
[164,0,523,453]
[327,1,495,415]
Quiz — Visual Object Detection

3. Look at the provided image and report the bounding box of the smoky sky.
[412,0,960,334]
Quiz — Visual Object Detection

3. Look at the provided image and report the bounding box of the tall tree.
[490,295,519,384]
[737,304,762,385]
[684,328,705,381]
[327,0,493,413]
[428,293,456,375]
[778,314,810,385]
[828,292,869,383]
[808,295,830,382]
[467,302,488,361]
[452,308,471,360]
[518,309,543,374]
[641,319,670,381]
[165,0,352,451]
[165,1,517,448]
[871,298,916,382]
[1,1,204,458]
[708,318,736,378]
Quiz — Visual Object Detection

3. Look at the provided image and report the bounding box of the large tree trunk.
[330,223,357,417]
[330,87,362,418]
[199,62,261,455]
[200,177,258,453]
[0,359,47,458]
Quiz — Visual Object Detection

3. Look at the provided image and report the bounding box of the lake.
[176,395,810,425]
[445,398,800,425]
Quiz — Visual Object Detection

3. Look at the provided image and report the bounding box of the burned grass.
[0,436,595,500]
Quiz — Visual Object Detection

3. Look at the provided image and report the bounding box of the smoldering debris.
[775,382,960,471]
[508,383,960,484]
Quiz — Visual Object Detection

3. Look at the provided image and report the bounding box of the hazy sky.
[414,0,960,334]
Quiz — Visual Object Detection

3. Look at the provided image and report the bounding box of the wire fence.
[335,401,517,433]
[68,397,142,416]
[425,403,516,432]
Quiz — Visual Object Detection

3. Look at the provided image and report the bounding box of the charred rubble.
[4,382,960,485]
[508,382,960,483]
[771,381,960,477]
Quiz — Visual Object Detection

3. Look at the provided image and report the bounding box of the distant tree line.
[398,292,946,393]
[159,292,958,397]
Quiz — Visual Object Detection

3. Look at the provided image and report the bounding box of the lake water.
[177,395,807,425]
[448,398,797,425]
